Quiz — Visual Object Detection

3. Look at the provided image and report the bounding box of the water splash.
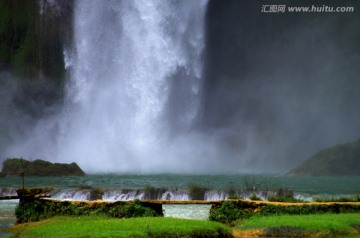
[16,0,209,173]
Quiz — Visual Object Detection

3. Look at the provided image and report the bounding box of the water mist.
[6,0,218,173]
[4,1,360,174]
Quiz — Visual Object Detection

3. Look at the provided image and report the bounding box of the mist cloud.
[1,0,359,174]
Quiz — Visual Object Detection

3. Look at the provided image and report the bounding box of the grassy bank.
[7,216,232,238]
[209,200,360,225]
[6,213,360,237]
[234,213,360,237]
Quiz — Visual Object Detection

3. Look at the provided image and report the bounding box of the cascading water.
[57,0,210,172]
[3,0,215,172]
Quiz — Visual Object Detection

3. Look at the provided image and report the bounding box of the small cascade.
[204,191,228,200]
[47,188,314,202]
[51,189,90,201]
[103,190,144,201]
[161,191,190,200]
[294,193,313,202]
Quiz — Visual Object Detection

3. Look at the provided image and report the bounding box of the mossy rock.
[1,158,85,177]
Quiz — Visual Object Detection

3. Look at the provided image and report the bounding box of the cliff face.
[0,0,73,80]
[0,1,74,159]
[1,158,85,176]
[290,139,360,176]
[0,0,73,117]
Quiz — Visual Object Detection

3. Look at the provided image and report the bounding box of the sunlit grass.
[8,215,232,238]
[235,213,360,237]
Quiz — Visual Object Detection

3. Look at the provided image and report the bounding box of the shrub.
[276,188,294,198]
[266,188,302,202]
[268,196,303,203]
[188,183,208,200]
[209,201,252,225]
[250,194,262,201]
[338,196,356,202]
[314,195,359,202]
[119,199,158,218]
[16,198,160,223]
[143,186,167,200]
[15,199,43,223]
[89,187,104,200]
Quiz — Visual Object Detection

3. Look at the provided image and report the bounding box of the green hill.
[290,139,360,176]
[1,158,85,177]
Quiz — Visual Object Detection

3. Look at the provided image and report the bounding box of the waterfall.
[55,0,209,172]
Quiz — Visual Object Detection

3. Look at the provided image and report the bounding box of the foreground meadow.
[6,216,232,238]
[5,213,360,238]
[234,213,360,237]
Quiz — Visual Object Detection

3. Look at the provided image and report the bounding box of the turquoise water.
[1,174,359,195]
[0,200,17,237]
[0,174,359,234]
[163,204,212,220]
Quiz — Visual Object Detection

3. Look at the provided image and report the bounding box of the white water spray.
[18,0,212,173]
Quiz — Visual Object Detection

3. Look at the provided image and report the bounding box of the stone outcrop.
[1,158,85,177]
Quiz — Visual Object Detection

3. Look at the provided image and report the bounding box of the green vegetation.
[89,187,105,200]
[209,200,360,225]
[267,196,304,203]
[0,0,40,76]
[249,194,262,201]
[1,158,85,176]
[108,199,158,218]
[0,0,69,81]
[314,195,360,203]
[0,1,73,119]
[226,181,242,199]
[15,198,161,223]
[266,188,306,202]
[10,197,360,237]
[235,213,360,237]
[188,182,208,200]
[290,139,360,176]
[258,204,360,216]
[144,186,167,200]
[8,216,232,238]
[209,201,251,225]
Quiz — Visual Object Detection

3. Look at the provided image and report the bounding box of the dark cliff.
[0,0,73,117]
[1,158,85,177]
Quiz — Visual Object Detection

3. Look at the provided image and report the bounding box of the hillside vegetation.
[1,158,85,176]
[290,139,360,176]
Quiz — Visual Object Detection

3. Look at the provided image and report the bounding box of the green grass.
[235,213,360,237]
[8,215,232,238]
[314,195,360,202]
